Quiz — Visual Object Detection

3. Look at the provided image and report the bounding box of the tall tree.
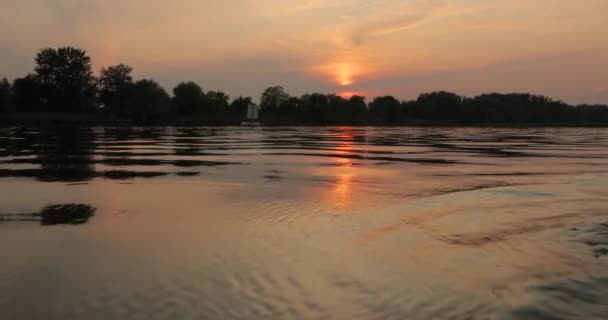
[230,96,253,117]
[347,95,367,113]
[12,75,44,112]
[206,91,229,114]
[260,86,289,110]
[99,64,134,116]
[172,82,207,115]
[345,95,368,124]
[369,96,402,124]
[0,77,11,113]
[34,47,97,113]
[129,79,171,122]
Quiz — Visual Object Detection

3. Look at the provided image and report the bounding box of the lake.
[1,126,607,319]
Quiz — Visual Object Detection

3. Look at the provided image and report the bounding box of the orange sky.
[0,0,607,104]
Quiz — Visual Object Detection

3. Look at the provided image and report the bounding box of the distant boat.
[241,103,262,126]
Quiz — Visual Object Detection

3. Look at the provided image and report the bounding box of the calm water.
[1,126,608,319]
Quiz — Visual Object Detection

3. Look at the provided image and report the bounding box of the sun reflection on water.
[327,128,357,213]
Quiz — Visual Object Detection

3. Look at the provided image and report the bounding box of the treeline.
[1,46,607,125]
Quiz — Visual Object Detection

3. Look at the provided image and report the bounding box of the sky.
[1,0,607,104]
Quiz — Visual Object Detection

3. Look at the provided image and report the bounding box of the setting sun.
[340,79,352,86]
[311,61,365,87]
[336,62,356,86]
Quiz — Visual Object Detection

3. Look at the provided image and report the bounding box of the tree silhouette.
[99,64,134,116]
[12,75,44,112]
[261,86,289,110]
[576,104,608,122]
[172,81,207,115]
[343,95,367,124]
[128,79,171,123]
[347,95,367,112]
[206,91,230,115]
[2,46,607,126]
[34,47,97,113]
[369,96,402,124]
[0,77,11,113]
[230,96,253,117]
[414,91,464,121]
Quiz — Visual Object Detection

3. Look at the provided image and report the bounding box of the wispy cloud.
[349,0,447,46]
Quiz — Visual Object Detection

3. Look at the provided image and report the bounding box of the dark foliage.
[206,91,230,115]
[12,74,44,112]
[128,79,171,123]
[99,64,134,116]
[369,96,403,124]
[1,46,607,125]
[231,96,253,116]
[172,81,207,115]
[260,85,289,110]
[258,88,608,125]
[35,47,97,113]
[0,77,11,113]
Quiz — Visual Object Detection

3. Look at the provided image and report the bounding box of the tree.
[172,82,207,115]
[327,94,347,123]
[206,91,229,114]
[576,104,608,123]
[462,93,572,123]
[299,93,330,123]
[369,96,402,124]
[230,96,253,117]
[0,77,11,113]
[99,64,134,116]
[344,95,367,123]
[347,95,366,112]
[260,86,289,110]
[12,75,44,112]
[34,47,97,113]
[415,91,463,121]
[281,96,301,110]
[128,79,171,122]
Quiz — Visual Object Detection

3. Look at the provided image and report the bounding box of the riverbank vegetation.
[1,47,607,126]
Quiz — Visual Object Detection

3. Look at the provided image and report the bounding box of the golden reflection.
[326,128,356,212]
[311,127,391,213]
[332,169,355,211]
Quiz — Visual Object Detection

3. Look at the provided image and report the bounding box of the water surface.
[1,126,607,319]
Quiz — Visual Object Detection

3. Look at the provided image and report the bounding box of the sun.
[309,61,367,87]
[307,59,369,87]
[336,62,356,86]
[340,79,353,86]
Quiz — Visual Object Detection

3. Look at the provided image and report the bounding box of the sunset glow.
[311,62,364,88]
[0,0,607,103]
[338,91,366,99]
[337,63,356,86]
[1,0,608,318]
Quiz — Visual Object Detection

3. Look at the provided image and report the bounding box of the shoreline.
[1,113,607,127]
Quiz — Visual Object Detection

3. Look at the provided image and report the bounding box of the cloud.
[349,0,447,46]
